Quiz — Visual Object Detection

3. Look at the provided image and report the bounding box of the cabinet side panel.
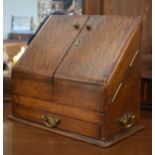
[103,18,142,111]
[102,52,141,138]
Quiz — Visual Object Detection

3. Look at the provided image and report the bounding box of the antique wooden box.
[10,15,143,147]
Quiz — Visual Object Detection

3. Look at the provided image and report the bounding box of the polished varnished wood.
[11,16,143,146]
[12,103,100,139]
[104,17,142,109]
[12,15,89,100]
[12,95,103,124]
[4,102,152,154]
[13,16,89,77]
[12,78,52,100]
[54,79,103,111]
[55,16,138,83]
[54,16,142,112]
[9,114,143,147]
[102,45,141,138]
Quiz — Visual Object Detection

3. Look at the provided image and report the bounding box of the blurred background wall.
[3,0,38,39]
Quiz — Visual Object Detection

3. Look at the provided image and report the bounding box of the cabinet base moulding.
[8,114,144,147]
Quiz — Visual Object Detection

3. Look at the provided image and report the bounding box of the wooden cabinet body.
[11,16,143,147]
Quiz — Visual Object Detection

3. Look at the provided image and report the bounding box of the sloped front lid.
[12,15,89,100]
[13,15,89,79]
[55,16,139,85]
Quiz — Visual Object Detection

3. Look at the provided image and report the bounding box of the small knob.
[73,23,80,30]
[86,25,92,31]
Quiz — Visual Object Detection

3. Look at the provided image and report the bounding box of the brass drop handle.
[42,115,60,127]
[118,113,135,129]
[73,23,80,30]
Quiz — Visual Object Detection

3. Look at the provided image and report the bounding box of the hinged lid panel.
[12,15,89,100]
[55,16,137,84]
[13,15,89,79]
[54,16,141,111]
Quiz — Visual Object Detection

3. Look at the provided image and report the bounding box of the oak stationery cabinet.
[10,15,143,147]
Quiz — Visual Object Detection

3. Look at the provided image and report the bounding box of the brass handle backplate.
[42,114,60,128]
[118,113,135,129]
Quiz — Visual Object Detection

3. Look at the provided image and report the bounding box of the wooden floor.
[4,101,152,155]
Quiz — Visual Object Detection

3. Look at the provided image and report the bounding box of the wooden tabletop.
[4,102,151,155]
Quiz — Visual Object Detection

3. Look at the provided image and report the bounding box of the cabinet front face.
[12,16,89,100]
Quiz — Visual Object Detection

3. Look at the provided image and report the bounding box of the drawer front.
[13,95,104,124]
[12,103,101,139]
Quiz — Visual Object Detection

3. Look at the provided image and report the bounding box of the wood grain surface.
[12,94,104,124]
[13,15,89,78]
[104,17,142,109]
[12,16,89,100]
[54,16,142,112]
[12,103,100,139]
[102,45,141,138]
[11,16,143,145]
[12,78,52,100]
[55,16,138,84]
